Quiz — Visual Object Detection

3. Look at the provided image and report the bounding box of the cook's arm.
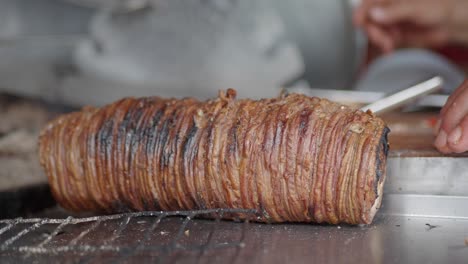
[354,0,468,52]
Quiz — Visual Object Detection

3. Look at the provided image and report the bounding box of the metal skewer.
[360,76,444,115]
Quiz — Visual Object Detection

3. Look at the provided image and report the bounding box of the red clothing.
[436,45,468,69]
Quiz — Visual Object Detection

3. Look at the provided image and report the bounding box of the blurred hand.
[353,0,468,53]
[435,80,468,153]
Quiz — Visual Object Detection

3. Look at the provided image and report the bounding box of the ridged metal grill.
[0,209,256,263]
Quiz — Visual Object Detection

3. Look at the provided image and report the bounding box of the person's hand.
[353,0,466,53]
[435,80,468,153]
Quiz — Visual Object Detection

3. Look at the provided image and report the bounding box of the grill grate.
[0,208,256,263]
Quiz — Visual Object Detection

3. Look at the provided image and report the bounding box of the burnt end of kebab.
[38,89,389,225]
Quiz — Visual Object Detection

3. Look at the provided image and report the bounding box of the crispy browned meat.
[38,89,389,224]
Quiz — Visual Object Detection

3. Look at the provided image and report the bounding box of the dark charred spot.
[206,118,215,149]
[99,119,114,155]
[120,105,137,133]
[141,197,149,211]
[196,194,207,210]
[120,104,143,154]
[307,205,315,221]
[152,200,161,210]
[158,109,176,169]
[374,126,390,194]
[382,126,390,157]
[152,108,164,126]
[146,106,166,157]
[111,201,131,213]
[158,121,170,168]
[124,104,146,182]
[299,111,310,137]
[228,121,239,153]
[182,123,198,157]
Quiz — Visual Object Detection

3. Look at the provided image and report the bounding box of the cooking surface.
[0,206,467,264]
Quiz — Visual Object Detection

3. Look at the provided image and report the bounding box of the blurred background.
[0,0,353,105]
[1,0,463,107]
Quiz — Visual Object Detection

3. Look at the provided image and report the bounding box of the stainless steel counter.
[1,195,467,264]
[218,213,468,264]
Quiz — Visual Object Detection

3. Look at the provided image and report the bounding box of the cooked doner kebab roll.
[38,89,389,224]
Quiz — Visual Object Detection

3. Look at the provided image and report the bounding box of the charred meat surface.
[39,89,389,224]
